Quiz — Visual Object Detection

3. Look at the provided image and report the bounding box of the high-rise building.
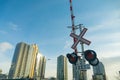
[92,62,106,80]
[57,55,68,80]
[35,53,46,80]
[8,42,38,79]
[24,44,38,78]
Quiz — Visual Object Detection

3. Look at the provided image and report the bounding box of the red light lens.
[87,53,94,59]
[70,56,76,62]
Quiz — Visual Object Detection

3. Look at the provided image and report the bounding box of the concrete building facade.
[36,53,46,80]
[8,42,38,79]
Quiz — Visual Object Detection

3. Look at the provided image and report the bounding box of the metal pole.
[79,24,87,80]
[69,0,77,53]
[69,1,79,80]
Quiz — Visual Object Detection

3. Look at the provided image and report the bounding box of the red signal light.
[66,52,78,65]
[86,52,94,59]
[84,50,96,61]
[84,50,99,66]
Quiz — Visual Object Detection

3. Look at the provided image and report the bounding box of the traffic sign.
[70,28,91,49]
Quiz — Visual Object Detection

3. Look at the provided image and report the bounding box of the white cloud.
[9,22,20,31]
[100,57,120,80]
[89,21,120,35]
[0,42,13,53]
[0,61,11,74]
[0,42,13,74]
[45,59,57,78]
[81,10,120,58]
[0,30,7,34]
[89,32,120,45]
[64,40,72,49]
[87,41,120,58]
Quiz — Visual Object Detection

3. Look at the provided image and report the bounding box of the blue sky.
[0,0,120,80]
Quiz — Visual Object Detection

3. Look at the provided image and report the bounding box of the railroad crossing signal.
[66,52,78,65]
[78,64,90,70]
[70,28,91,49]
[84,50,99,66]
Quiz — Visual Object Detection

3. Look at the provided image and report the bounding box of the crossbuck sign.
[70,28,91,49]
